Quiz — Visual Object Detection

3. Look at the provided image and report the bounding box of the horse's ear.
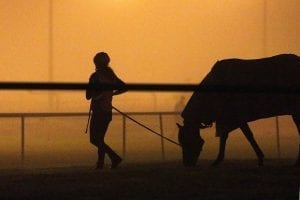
[176,123,182,128]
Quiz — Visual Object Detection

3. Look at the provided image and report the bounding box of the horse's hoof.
[211,161,220,167]
[184,163,197,168]
[257,157,264,166]
[258,162,264,167]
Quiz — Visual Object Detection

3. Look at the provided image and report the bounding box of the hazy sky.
[0,0,300,111]
[1,0,299,82]
[0,1,300,166]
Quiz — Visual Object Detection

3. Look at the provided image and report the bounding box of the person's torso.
[91,67,116,112]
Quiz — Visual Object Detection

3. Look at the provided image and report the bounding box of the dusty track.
[0,160,299,199]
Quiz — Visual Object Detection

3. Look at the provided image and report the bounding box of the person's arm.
[112,71,127,96]
[113,77,127,95]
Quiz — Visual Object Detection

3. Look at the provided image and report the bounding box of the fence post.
[21,116,25,164]
[159,114,165,161]
[122,115,126,159]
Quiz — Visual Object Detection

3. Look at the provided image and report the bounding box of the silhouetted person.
[86,52,127,169]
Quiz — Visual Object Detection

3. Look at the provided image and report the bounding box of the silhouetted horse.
[178,54,300,167]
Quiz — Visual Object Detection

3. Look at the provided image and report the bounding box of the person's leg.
[97,117,110,169]
[97,127,122,168]
[97,111,122,169]
[97,146,105,169]
[90,110,110,169]
[98,141,122,169]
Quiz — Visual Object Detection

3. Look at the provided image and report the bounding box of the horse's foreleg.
[212,131,228,166]
[292,115,300,166]
[240,123,264,166]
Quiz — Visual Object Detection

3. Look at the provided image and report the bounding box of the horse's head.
[177,123,208,167]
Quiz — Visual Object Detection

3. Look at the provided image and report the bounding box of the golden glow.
[0,0,300,112]
[1,1,300,167]
[0,0,299,112]
[1,0,300,83]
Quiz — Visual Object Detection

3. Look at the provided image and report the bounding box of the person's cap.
[93,52,110,67]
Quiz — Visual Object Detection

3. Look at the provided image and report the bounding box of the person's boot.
[111,157,122,169]
[95,161,104,170]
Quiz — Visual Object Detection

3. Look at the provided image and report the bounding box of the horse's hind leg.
[292,115,300,166]
[240,123,265,166]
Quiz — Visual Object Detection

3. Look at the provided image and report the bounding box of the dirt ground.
[0,159,299,200]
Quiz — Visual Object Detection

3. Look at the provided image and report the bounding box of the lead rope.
[112,106,181,147]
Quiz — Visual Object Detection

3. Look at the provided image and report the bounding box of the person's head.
[93,52,110,68]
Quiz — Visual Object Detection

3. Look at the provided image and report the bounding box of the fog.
[0,0,299,167]
[1,0,300,112]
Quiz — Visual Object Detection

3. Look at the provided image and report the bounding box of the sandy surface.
[0,159,299,199]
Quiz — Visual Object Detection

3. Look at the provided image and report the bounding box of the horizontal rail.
[0,111,182,165]
[0,111,181,118]
[0,82,300,93]
[0,82,197,91]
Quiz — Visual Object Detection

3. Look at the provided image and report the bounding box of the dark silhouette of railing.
[0,82,284,164]
[0,82,197,91]
[0,82,299,94]
[0,111,181,164]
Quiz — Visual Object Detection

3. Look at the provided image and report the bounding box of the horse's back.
[209,54,300,87]
[182,54,300,129]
